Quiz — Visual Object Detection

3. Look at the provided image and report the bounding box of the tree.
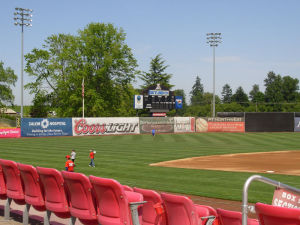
[29,91,50,117]
[282,75,299,102]
[202,92,221,105]
[25,23,138,117]
[190,76,204,105]
[221,84,232,103]
[139,54,173,90]
[264,71,283,103]
[232,86,249,104]
[0,61,17,108]
[249,84,265,102]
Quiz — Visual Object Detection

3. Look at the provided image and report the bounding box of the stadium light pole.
[14,7,33,118]
[207,33,222,117]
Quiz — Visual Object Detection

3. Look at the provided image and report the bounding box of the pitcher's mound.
[150,150,300,176]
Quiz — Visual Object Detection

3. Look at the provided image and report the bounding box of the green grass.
[1,132,300,204]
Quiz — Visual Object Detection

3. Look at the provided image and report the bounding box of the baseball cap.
[66,155,70,159]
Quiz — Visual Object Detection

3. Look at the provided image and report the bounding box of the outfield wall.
[3,113,300,138]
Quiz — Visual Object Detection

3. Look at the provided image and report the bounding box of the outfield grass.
[1,132,300,204]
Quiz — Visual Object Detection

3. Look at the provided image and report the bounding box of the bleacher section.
[0,159,299,225]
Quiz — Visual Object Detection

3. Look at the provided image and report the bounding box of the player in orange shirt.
[65,155,75,172]
[89,150,95,167]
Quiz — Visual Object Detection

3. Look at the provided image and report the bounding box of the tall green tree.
[0,61,17,108]
[221,84,232,103]
[249,84,265,102]
[139,54,173,90]
[264,71,283,103]
[25,23,138,117]
[232,86,249,104]
[190,76,204,105]
[282,75,299,102]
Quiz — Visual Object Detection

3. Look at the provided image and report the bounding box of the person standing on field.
[65,155,75,172]
[71,149,76,162]
[89,149,95,167]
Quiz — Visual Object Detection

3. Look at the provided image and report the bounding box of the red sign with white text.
[152,113,166,117]
[207,122,245,132]
[272,188,300,208]
[0,128,21,138]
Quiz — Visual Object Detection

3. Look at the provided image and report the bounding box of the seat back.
[217,208,243,225]
[89,175,132,225]
[18,163,45,211]
[217,208,258,225]
[0,164,7,200]
[133,187,166,225]
[255,202,300,225]
[61,171,97,222]
[0,159,25,204]
[36,166,70,218]
[161,192,199,225]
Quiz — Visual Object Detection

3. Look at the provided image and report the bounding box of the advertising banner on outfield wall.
[139,117,174,134]
[21,118,73,137]
[294,118,300,132]
[72,117,139,136]
[174,117,195,133]
[0,128,21,138]
[196,117,245,132]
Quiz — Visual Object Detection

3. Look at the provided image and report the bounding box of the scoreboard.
[143,94,175,111]
[134,84,182,113]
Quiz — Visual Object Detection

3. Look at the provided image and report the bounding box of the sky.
[1,0,300,105]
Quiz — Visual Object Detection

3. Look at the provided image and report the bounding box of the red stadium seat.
[61,171,98,225]
[36,166,72,224]
[18,163,46,211]
[161,192,215,225]
[18,163,46,225]
[255,202,300,225]
[0,164,7,200]
[123,185,134,192]
[0,159,25,204]
[89,175,144,225]
[0,159,26,220]
[133,187,167,225]
[216,208,258,225]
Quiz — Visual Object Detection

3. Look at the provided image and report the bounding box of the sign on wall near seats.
[174,117,195,133]
[0,128,21,138]
[196,117,245,133]
[21,118,73,137]
[294,117,300,132]
[72,117,140,136]
[139,117,174,134]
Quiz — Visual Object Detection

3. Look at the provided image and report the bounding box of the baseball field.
[1,132,300,206]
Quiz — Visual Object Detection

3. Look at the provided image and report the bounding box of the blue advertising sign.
[175,96,183,109]
[148,90,169,96]
[21,118,73,137]
[294,117,300,132]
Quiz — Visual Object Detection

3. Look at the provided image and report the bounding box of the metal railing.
[242,175,300,225]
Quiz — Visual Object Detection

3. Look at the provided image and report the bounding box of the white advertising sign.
[174,117,195,133]
[134,95,143,109]
[72,117,140,136]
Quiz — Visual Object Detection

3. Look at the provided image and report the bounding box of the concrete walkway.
[0,200,83,225]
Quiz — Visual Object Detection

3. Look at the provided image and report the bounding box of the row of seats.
[0,158,299,225]
[0,158,218,225]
